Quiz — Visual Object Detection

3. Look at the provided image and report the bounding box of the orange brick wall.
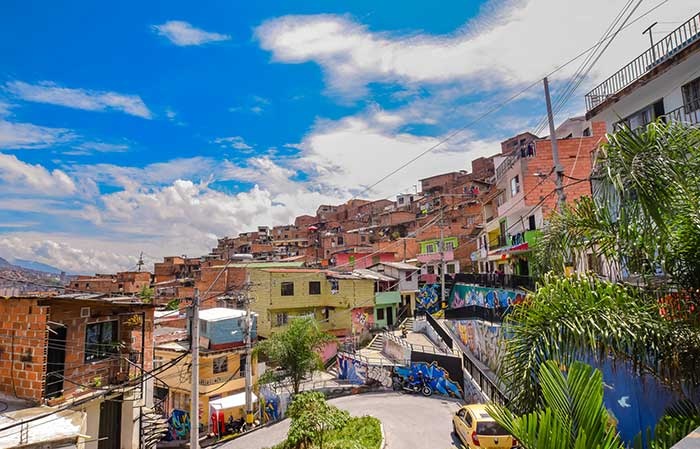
[0,298,48,403]
[523,122,606,217]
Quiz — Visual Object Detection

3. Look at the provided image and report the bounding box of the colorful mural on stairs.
[448,284,524,309]
[416,283,442,314]
[393,361,462,398]
[165,409,190,441]
[337,354,459,397]
[445,319,503,372]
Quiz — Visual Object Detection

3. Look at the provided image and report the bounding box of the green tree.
[533,121,700,295]
[139,285,154,303]
[488,361,624,449]
[285,392,349,449]
[255,317,335,394]
[499,274,700,413]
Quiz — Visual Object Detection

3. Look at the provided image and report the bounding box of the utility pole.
[136,252,144,272]
[190,288,200,449]
[643,22,658,62]
[543,77,567,210]
[439,207,446,306]
[243,273,254,427]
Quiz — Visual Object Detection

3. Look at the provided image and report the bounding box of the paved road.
[219,392,464,449]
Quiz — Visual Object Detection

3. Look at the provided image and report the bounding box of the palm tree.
[488,360,625,449]
[533,120,700,295]
[497,274,700,414]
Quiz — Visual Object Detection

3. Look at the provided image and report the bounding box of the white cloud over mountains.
[153,21,231,46]
[6,81,152,119]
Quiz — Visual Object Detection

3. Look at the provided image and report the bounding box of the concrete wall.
[592,50,700,132]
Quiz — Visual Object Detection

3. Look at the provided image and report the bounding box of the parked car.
[452,404,519,448]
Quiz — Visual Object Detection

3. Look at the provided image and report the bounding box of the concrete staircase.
[367,333,385,351]
[402,317,415,330]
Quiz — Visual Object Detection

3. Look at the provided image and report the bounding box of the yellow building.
[154,308,259,429]
[248,268,377,338]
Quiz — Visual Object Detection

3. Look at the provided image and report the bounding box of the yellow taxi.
[452,404,519,448]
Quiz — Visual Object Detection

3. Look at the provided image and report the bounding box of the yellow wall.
[249,270,375,337]
[155,347,258,423]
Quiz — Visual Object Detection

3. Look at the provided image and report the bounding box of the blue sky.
[0,0,696,272]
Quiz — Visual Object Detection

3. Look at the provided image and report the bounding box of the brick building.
[0,294,155,448]
[69,271,152,295]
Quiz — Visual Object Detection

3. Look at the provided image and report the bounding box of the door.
[98,397,122,449]
[45,326,67,398]
[386,307,394,327]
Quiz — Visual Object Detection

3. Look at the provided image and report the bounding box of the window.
[337,236,344,245]
[361,235,366,242]
[528,215,537,231]
[329,279,339,294]
[309,281,321,295]
[275,312,288,327]
[281,282,294,296]
[464,411,473,426]
[377,308,385,320]
[447,264,456,274]
[85,321,118,362]
[213,356,228,374]
[239,354,246,377]
[466,216,475,226]
[405,271,413,282]
[426,244,435,253]
[510,175,520,197]
[427,265,435,275]
[445,241,455,251]
[398,197,404,205]
[682,77,700,113]
[322,307,330,321]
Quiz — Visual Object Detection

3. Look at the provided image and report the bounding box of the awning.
[489,242,529,256]
[209,392,258,411]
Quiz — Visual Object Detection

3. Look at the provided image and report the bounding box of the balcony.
[585,13,700,112]
[417,250,454,263]
[453,272,537,291]
[664,105,700,125]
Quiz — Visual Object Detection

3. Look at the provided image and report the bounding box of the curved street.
[218,392,464,449]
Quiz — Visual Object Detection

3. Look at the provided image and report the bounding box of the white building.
[585,13,700,129]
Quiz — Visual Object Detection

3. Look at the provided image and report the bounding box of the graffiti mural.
[337,353,367,384]
[351,307,375,335]
[393,362,462,398]
[416,284,442,314]
[259,386,290,424]
[449,284,524,309]
[366,365,393,388]
[446,320,503,372]
[165,409,190,441]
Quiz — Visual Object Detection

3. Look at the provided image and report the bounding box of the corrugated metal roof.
[208,261,305,269]
[371,261,419,271]
[199,307,247,322]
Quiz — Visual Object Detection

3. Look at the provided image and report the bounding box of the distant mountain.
[0,257,11,267]
[11,259,64,274]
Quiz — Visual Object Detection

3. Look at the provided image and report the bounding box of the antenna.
[136,252,145,272]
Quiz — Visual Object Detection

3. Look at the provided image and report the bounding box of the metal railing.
[445,305,510,323]
[453,272,536,291]
[585,12,700,111]
[664,105,700,125]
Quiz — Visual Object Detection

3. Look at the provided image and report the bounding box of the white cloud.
[256,1,699,97]
[153,20,231,46]
[0,119,74,149]
[214,136,253,151]
[6,81,152,119]
[0,235,141,274]
[0,153,77,195]
[66,141,130,155]
[71,156,217,191]
[289,112,499,197]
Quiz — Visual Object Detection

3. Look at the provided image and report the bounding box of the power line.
[356,0,669,196]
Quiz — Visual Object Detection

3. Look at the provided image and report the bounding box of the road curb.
[379,420,386,449]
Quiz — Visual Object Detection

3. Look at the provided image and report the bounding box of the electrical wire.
[355,0,668,195]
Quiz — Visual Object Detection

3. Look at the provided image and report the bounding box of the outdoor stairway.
[367,333,384,351]
[402,317,415,330]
